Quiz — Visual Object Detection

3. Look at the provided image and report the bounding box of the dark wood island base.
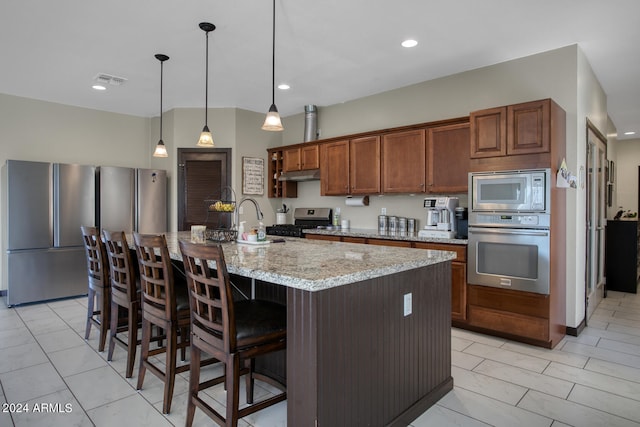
[286,261,453,427]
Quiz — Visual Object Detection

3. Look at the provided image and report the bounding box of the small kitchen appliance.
[266,207,332,237]
[418,197,459,239]
[455,207,468,239]
[467,169,552,294]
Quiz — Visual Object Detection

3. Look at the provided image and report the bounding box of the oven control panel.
[471,213,550,228]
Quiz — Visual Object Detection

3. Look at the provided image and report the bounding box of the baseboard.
[566,318,586,337]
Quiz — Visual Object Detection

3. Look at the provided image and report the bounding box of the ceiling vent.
[93,73,128,86]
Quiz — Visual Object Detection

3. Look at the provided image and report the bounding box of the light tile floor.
[1,290,640,426]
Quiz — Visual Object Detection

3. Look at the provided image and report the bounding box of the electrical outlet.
[239,206,244,215]
[404,293,412,316]
[381,207,387,215]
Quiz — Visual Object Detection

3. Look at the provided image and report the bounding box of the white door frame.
[585,120,607,321]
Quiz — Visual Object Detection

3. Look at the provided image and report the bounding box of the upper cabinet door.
[507,99,550,155]
[350,135,380,195]
[382,129,426,193]
[321,140,350,196]
[470,106,507,158]
[427,122,470,193]
[283,144,319,171]
[283,147,301,172]
[300,144,320,170]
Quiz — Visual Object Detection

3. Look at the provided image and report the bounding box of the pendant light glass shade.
[153,54,169,158]
[262,0,284,131]
[197,22,216,147]
[262,104,283,131]
[197,125,213,147]
[153,140,168,157]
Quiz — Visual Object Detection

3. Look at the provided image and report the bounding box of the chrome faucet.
[235,197,264,229]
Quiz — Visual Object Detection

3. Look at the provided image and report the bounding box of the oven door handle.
[468,228,549,237]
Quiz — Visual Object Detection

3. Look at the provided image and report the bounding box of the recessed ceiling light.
[92,84,106,91]
[624,131,636,136]
[401,39,418,48]
[278,83,290,90]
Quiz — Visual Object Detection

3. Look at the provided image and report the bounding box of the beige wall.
[615,138,640,214]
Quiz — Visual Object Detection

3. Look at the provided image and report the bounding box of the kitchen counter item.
[266,207,332,237]
[236,239,271,245]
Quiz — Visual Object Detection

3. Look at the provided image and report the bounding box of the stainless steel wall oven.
[468,169,551,295]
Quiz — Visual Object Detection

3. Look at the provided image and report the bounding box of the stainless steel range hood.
[278,169,321,181]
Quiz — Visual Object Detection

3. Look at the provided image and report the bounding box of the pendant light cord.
[205,29,209,125]
[160,60,164,140]
[271,0,276,105]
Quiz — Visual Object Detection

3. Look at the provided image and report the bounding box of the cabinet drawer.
[413,242,466,262]
[468,284,548,318]
[468,305,549,341]
[305,234,341,242]
[367,238,412,247]
[343,236,366,244]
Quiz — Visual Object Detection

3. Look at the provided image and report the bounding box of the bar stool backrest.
[133,233,176,323]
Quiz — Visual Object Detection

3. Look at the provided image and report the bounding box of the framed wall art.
[242,157,264,195]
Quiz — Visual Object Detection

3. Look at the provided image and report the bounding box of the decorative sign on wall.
[242,157,264,195]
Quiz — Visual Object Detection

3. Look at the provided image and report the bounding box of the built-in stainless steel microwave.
[469,169,551,213]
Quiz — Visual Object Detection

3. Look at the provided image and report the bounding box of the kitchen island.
[162,232,455,427]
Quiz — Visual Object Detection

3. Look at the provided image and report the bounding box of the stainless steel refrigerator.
[98,166,167,234]
[5,160,96,306]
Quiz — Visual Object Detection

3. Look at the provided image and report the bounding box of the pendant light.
[262,0,284,131]
[197,22,216,147]
[153,54,169,158]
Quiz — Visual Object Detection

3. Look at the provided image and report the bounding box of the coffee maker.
[418,197,458,238]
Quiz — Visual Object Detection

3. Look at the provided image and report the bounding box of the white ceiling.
[2,0,639,139]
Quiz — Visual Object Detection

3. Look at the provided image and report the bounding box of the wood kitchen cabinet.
[320,140,350,195]
[267,148,297,198]
[350,135,381,194]
[469,106,506,158]
[414,242,467,321]
[470,99,562,172]
[283,144,319,172]
[382,129,426,193]
[507,99,551,155]
[305,233,468,322]
[427,122,471,193]
[465,285,565,348]
[320,136,380,196]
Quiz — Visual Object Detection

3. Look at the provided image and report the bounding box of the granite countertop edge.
[157,232,456,292]
[303,227,469,245]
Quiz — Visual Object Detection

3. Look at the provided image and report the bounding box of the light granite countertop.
[303,227,469,245]
[158,231,455,292]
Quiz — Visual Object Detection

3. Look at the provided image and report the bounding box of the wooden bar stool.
[179,240,287,427]
[81,226,110,352]
[133,232,192,414]
[102,230,141,378]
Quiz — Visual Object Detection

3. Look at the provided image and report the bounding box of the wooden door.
[283,148,301,171]
[470,106,506,158]
[350,135,380,194]
[507,99,550,155]
[177,148,232,230]
[427,122,470,193]
[321,140,350,195]
[382,129,426,193]
[300,144,319,170]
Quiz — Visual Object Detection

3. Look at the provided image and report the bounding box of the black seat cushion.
[235,300,286,342]
[175,281,190,312]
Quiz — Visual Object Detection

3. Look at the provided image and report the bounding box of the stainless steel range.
[266,207,332,237]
